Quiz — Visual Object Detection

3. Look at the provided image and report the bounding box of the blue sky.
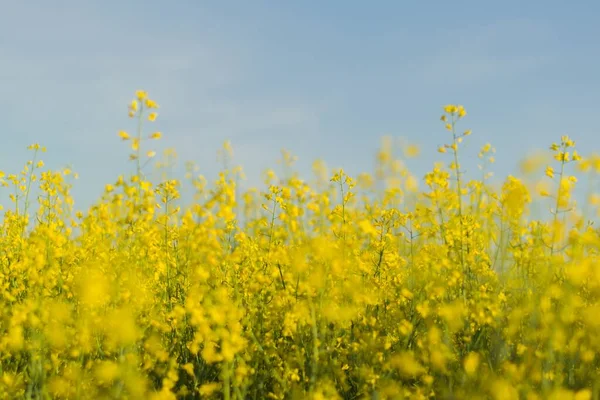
[1,0,599,210]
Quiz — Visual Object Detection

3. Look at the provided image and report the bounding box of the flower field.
[1,91,600,399]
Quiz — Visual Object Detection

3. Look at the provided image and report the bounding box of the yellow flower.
[135,90,148,100]
[130,100,138,112]
[148,112,158,122]
[198,383,220,396]
[150,132,162,140]
[147,150,156,158]
[145,99,159,109]
[575,389,592,400]
[182,363,195,377]
[404,144,420,158]
[562,135,575,147]
[463,352,480,376]
[119,131,130,140]
[95,361,119,383]
[391,352,426,377]
[444,105,458,114]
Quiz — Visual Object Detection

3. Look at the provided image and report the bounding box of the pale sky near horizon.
[1,1,600,210]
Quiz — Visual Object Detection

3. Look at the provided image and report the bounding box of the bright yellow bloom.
[444,105,458,114]
[135,90,148,100]
[182,363,195,377]
[575,389,593,400]
[562,135,575,147]
[119,131,130,140]
[463,352,480,376]
[554,152,570,162]
[145,99,159,109]
[150,132,162,140]
[148,112,158,122]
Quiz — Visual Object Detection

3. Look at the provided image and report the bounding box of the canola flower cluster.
[0,92,599,399]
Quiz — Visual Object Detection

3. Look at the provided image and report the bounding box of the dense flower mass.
[0,93,599,399]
